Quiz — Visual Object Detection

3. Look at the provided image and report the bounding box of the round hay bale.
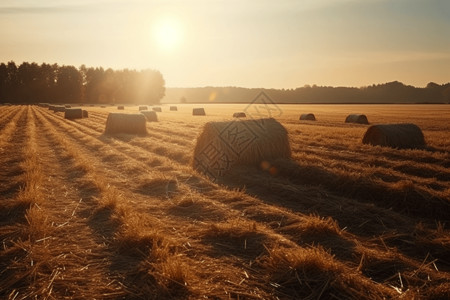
[82,110,88,118]
[139,105,148,111]
[193,118,291,178]
[170,106,178,111]
[345,114,369,124]
[233,112,247,118]
[193,108,206,116]
[362,123,425,149]
[64,108,83,119]
[141,110,158,122]
[104,113,147,135]
[152,107,162,112]
[117,105,125,110]
[299,113,316,121]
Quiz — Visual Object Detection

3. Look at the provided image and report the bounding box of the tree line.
[165,81,450,104]
[0,61,165,104]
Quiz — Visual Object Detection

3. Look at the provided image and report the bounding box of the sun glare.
[153,18,182,52]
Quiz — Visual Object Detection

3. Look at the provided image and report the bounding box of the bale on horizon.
[233,112,246,118]
[141,110,158,122]
[64,108,83,119]
[300,113,316,121]
[152,107,162,112]
[362,123,425,149]
[104,113,147,135]
[170,106,178,111]
[117,105,125,110]
[139,105,148,111]
[345,114,369,124]
[53,106,65,112]
[193,118,291,178]
[193,108,206,116]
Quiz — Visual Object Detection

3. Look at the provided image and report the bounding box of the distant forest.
[0,61,165,104]
[164,82,450,104]
[1,61,449,105]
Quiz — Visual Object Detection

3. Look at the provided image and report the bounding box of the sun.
[153,18,182,52]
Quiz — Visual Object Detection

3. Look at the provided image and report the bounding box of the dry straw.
[345,114,369,124]
[193,108,206,116]
[141,110,158,122]
[152,107,162,112]
[362,123,426,149]
[64,108,83,119]
[104,113,147,135]
[139,105,148,111]
[300,113,316,121]
[193,118,291,178]
[233,112,247,118]
[170,106,178,111]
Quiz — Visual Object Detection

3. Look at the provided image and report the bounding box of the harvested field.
[1,104,449,299]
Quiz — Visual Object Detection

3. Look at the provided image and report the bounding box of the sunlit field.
[1,103,449,299]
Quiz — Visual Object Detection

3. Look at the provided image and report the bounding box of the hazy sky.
[1,0,449,88]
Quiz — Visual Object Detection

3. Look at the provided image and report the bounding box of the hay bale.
[141,110,158,122]
[105,113,147,135]
[300,113,316,121]
[170,106,178,111]
[82,110,88,118]
[193,118,291,178]
[117,105,125,110]
[345,114,369,124]
[53,106,65,112]
[152,107,162,112]
[193,108,206,116]
[139,105,148,111]
[100,105,106,108]
[362,123,425,149]
[48,105,55,110]
[233,112,247,118]
[64,108,83,119]
[65,104,71,108]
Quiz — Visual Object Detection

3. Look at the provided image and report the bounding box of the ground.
[0,103,449,299]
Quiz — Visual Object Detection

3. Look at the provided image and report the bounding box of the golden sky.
[1,0,449,88]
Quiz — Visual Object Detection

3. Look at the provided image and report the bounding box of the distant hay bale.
[152,107,162,112]
[193,108,206,116]
[53,106,65,112]
[65,104,71,108]
[117,105,125,110]
[48,105,55,110]
[345,114,369,124]
[141,110,158,122]
[170,106,178,111]
[362,123,425,149]
[100,105,106,108]
[300,113,316,121]
[233,112,247,118]
[139,105,148,111]
[82,110,88,118]
[105,113,147,135]
[193,118,291,178]
[64,108,83,119]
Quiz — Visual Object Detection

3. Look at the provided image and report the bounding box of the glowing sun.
[153,18,182,52]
